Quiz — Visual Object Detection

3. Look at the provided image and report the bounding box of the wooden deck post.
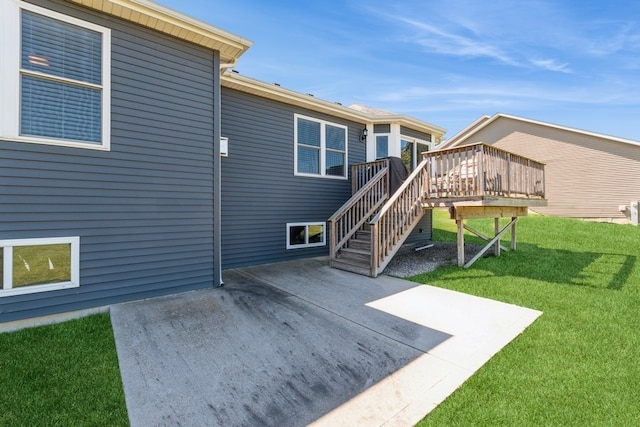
[449,205,529,268]
[494,217,500,257]
[457,219,464,267]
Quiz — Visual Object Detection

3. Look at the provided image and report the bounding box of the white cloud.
[396,17,520,66]
[529,59,573,73]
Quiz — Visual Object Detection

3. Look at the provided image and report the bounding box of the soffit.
[66,0,252,63]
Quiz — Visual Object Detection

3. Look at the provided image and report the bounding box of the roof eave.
[221,72,446,138]
[66,0,252,63]
[440,112,640,150]
[496,113,640,148]
[370,115,446,139]
[221,72,368,121]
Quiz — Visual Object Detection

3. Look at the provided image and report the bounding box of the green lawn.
[0,314,128,426]
[416,210,640,426]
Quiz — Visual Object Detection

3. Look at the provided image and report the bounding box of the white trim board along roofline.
[221,71,447,140]
[439,113,640,150]
[66,0,252,63]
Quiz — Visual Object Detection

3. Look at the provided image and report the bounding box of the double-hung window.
[0,1,111,150]
[294,114,347,179]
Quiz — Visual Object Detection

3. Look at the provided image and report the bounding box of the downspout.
[213,51,223,286]
[213,58,237,286]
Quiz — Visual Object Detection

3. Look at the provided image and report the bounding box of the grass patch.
[416,210,640,426]
[0,314,128,426]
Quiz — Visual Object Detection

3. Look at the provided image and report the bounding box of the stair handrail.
[369,158,430,276]
[328,166,389,259]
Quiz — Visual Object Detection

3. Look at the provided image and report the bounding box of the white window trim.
[286,222,326,249]
[1,236,80,297]
[374,133,391,160]
[294,113,348,180]
[0,0,111,150]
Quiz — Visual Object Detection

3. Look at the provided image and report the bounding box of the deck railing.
[350,159,389,195]
[329,146,544,277]
[425,143,545,199]
[328,163,389,259]
[369,158,430,277]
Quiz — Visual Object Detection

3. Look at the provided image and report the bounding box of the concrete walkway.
[111,257,541,426]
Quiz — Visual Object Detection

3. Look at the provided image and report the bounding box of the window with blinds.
[294,114,347,178]
[0,1,110,149]
[21,10,103,143]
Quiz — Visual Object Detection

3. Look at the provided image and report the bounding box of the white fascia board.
[67,0,252,62]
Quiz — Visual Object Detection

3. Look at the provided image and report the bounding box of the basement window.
[287,223,326,249]
[0,237,80,297]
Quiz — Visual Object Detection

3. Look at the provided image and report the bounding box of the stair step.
[348,239,371,250]
[339,247,370,263]
[355,230,371,241]
[329,259,371,276]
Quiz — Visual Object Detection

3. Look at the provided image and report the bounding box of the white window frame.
[1,236,80,297]
[286,222,326,249]
[294,114,348,179]
[0,0,111,150]
[375,134,390,159]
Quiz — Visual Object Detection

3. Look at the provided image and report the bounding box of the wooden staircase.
[328,143,547,277]
[329,158,429,277]
[328,225,372,276]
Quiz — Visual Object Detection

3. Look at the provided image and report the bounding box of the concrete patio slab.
[111,257,541,426]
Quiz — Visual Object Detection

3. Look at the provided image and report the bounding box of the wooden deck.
[422,143,546,207]
[329,143,547,276]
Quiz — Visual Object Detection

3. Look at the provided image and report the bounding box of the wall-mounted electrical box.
[220,137,228,157]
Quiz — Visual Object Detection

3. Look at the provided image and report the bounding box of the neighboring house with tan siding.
[439,113,640,223]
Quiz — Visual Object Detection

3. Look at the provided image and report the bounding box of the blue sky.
[157,0,640,141]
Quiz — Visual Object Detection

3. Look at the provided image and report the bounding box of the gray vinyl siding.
[462,117,640,220]
[1,0,216,322]
[220,88,366,268]
[403,210,433,245]
[400,127,432,143]
[374,124,391,133]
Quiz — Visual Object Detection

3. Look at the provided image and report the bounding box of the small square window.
[286,223,326,249]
